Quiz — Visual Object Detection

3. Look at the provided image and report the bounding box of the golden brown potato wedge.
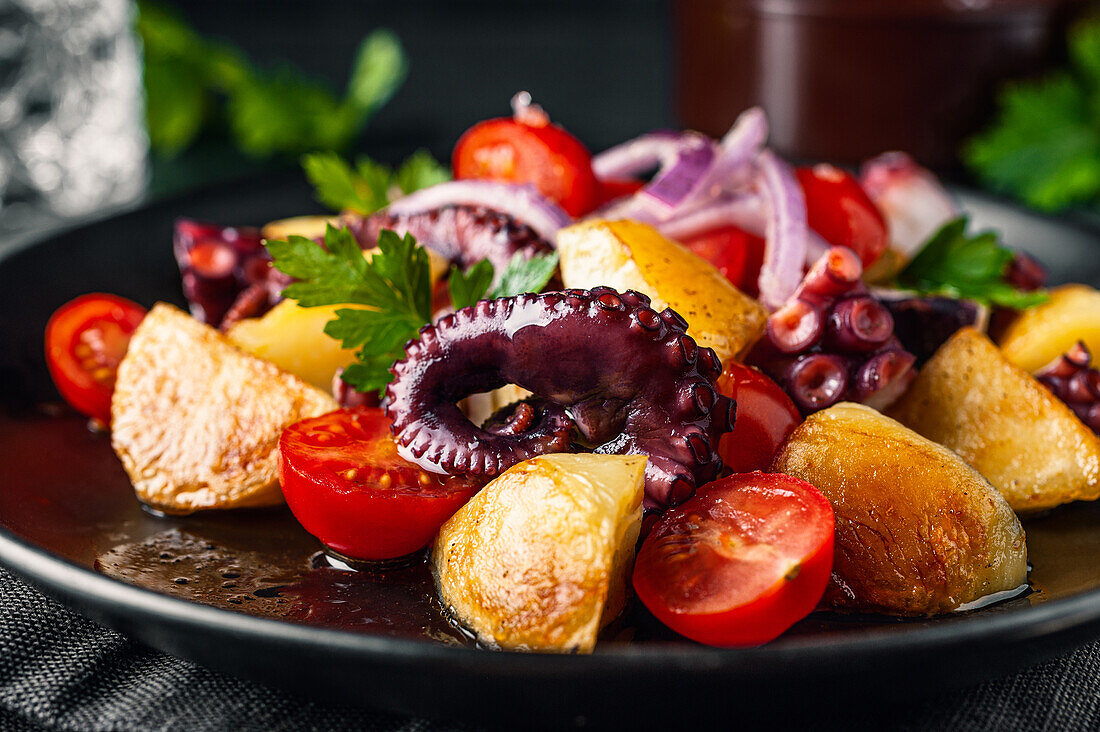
[557,219,767,365]
[433,453,645,653]
[889,327,1100,512]
[999,284,1100,373]
[773,402,1027,616]
[111,303,338,514]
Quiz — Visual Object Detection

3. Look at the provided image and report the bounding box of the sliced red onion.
[657,192,766,241]
[672,107,768,213]
[594,107,767,224]
[385,180,572,245]
[860,152,958,258]
[756,150,810,310]
[592,130,700,180]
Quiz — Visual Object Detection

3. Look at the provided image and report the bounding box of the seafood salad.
[44,94,1100,652]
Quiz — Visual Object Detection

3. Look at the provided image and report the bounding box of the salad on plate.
[42,93,1100,652]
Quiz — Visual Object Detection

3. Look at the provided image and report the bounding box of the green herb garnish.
[895,216,1049,309]
[137,1,406,158]
[301,150,449,215]
[964,17,1100,211]
[267,227,559,394]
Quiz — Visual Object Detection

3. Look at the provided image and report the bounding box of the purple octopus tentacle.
[385,286,734,507]
[349,205,554,276]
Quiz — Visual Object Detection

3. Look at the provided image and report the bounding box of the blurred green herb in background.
[137,1,406,158]
[965,17,1100,212]
[302,150,450,214]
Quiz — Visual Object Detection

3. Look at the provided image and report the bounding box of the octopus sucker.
[350,204,555,278]
[385,287,735,506]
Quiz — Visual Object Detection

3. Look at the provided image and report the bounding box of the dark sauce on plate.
[2,405,1092,648]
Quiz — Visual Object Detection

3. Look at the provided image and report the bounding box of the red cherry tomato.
[796,164,888,268]
[715,362,801,473]
[453,117,599,217]
[593,177,646,208]
[279,408,483,561]
[633,472,834,647]
[680,226,766,297]
[44,293,147,423]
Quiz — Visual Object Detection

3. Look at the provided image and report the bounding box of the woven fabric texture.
[2,566,1099,731]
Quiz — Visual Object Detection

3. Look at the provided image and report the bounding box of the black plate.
[2,177,1100,729]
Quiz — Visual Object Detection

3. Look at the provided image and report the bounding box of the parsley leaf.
[447,251,561,310]
[137,1,406,158]
[964,18,1100,211]
[266,226,432,394]
[449,260,495,311]
[490,251,560,299]
[267,227,560,395]
[301,150,450,215]
[896,216,1050,309]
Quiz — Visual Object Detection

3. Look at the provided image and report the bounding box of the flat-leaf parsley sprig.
[895,216,1049,310]
[266,225,559,394]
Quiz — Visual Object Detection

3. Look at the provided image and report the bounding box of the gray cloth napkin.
[2,565,1099,731]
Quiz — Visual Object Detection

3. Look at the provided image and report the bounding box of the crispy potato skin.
[889,327,1100,512]
[433,454,645,653]
[773,402,1027,616]
[111,303,338,514]
[557,219,767,364]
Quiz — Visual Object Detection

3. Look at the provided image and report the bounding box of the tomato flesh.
[796,164,889,268]
[44,293,147,423]
[715,362,802,473]
[453,117,599,217]
[279,408,483,561]
[633,472,834,647]
[681,226,766,297]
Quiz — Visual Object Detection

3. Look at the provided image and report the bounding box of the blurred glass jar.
[0,0,147,232]
[676,0,1083,169]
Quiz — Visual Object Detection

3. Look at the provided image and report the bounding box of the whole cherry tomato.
[796,164,889,268]
[452,107,599,218]
[633,472,834,647]
[715,362,801,473]
[45,293,147,423]
[280,408,483,561]
[681,226,766,297]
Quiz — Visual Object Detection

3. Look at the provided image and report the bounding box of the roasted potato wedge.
[433,453,645,653]
[226,300,367,392]
[557,219,767,365]
[111,303,338,514]
[889,327,1100,512]
[999,284,1100,373]
[773,402,1027,616]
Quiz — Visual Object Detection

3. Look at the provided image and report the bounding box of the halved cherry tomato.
[44,293,147,423]
[279,408,483,561]
[680,226,766,297]
[715,362,801,473]
[453,116,599,217]
[796,164,889,268]
[633,472,834,647]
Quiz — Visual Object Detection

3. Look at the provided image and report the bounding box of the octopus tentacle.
[349,205,554,277]
[385,287,735,506]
